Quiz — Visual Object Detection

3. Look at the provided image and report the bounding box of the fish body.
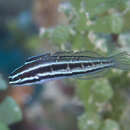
[8,51,130,86]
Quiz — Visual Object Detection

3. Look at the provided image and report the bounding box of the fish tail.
[110,51,130,71]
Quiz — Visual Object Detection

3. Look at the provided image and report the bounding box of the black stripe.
[13,64,67,81]
[15,65,111,85]
[10,56,62,76]
[52,64,67,71]
[11,56,102,76]
[10,60,43,76]
[12,60,111,81]
[69,63,82,69]
[13,62,94,81]
[13,65,51,81]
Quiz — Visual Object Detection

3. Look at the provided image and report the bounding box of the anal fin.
[72,69,109,80]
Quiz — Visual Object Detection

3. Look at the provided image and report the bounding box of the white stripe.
[10,59,108,79]
[10,63,113,84]
[36,63,110,77]
[10,76,39,84]
[24,59,38,64]
[9,79,21,84]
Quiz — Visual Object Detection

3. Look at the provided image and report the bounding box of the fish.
[8,50,130,87]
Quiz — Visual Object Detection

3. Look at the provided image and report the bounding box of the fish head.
[8,65,26,86]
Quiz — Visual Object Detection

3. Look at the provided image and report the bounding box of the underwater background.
[0,0,130,130]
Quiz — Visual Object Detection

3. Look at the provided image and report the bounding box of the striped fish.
[8,50,130,87]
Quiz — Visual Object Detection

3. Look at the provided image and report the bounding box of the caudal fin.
[111,51,130,71]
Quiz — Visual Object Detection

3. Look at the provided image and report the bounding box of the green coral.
[101,119,120,130]
[0,122,9,130]
[91,79,113,102]
[0,97,22,125]
[78,112,101,130]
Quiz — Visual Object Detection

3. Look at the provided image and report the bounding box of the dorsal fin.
[25,52,51,64]
[53,50,102,57]
[25,50,103,64]
[73,50,102,57]
[48,50,103,62]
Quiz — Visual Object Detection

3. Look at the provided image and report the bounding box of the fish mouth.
[8,75,12,81]
[8,75,17,86]
[8,76,19,87]
[8,75,28,87]
[8,76,14,85]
